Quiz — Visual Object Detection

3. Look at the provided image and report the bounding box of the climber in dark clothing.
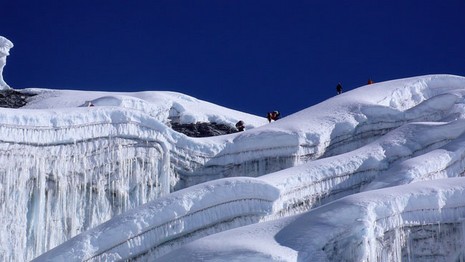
[235,120,245,132]
[336,83,343,94]
[267,111,280,123]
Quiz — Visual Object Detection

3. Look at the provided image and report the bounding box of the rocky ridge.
[0,89,36,108]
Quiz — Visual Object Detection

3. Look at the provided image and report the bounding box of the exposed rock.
[171,122,239,137]
[0,89,36,108]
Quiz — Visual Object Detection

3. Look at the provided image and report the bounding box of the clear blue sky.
[2,0,465,117]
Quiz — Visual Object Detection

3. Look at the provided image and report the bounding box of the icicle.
[0,133,171,261]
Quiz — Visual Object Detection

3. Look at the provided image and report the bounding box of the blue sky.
[2,1,465,117]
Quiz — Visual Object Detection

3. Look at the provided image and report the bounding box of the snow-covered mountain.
[2,37,465,261]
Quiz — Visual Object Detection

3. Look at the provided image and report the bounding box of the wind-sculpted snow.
[32,178,279,261]
[158,178,465,261]
[266,120,465,216]
[4,74,465,261]
[36,104,465,260]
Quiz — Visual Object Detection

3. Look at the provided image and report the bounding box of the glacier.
[2,36,465,261]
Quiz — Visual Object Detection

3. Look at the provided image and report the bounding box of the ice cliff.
[0,87,268,261]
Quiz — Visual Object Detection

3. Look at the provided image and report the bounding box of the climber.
[367,79,374,85]
[84,101,94,107]
[235,120,245,132]
[336,82,343,94]
[267,111,280,123]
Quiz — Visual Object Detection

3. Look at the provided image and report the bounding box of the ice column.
[0,36,13,90]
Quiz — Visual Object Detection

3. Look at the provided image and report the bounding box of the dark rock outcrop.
[0,89,36,108]
[171,122,239,137]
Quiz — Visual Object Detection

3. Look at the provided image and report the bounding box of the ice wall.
[295,178,465,262]
[0,36,13,90]
[0,108,175,261]
[32,178,279,261]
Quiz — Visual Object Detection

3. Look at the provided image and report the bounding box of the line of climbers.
[234,79,376,133]
[238,78,375,132]
[85,79,375,135]
[235,110,280,132]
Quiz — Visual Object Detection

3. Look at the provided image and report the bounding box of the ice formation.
[2,74,465,261]
[0,89,267,261]
[0,36,13,90]
[158,178,465,261]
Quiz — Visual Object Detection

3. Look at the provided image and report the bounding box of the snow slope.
[2,74,465,261]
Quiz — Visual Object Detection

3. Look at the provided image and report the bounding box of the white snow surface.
[1,74,465,261]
